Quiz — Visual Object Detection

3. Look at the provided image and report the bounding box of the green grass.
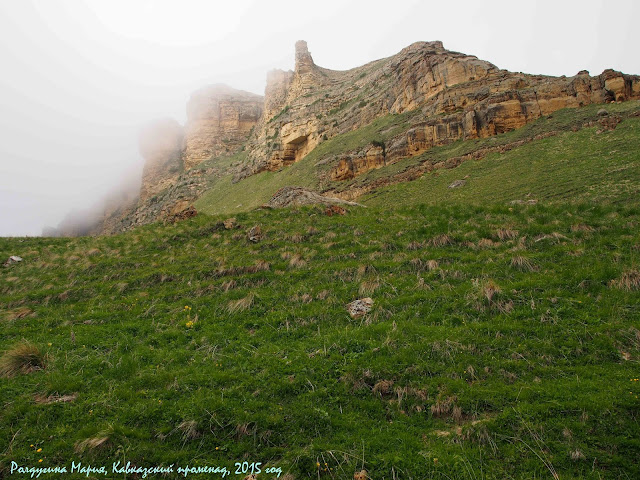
[196,101,640,216]
[194,109,422,214]
[2,201,640,479]
[362,115,640,208]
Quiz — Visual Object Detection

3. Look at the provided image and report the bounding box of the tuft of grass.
[430,234,453,247]
[359,279,379,296]
[510,255,536,272]
[227,294,254,313]
[176,420,200,441]
[3,307,35,321]
[425,259,439,271]
[610,270,640,291]
[289,253,307,268]
[0,342,46,378]
[481,280,502,306]
[496,229,519,241]
[74,434,110,454]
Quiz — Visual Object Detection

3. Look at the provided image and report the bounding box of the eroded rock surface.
[183,84,263,170]
[265,186,360,208]
[139,118,184,202]
[241,41,640,181]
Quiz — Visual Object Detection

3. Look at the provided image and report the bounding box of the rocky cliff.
[138,118,184,202]
[182,84,263,170]
[241,41,640,181]
[50,40,640,236]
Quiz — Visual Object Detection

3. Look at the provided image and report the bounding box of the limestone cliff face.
[331,68,640,180]
[139,118,184,202]
[55,40,640,236]
[242,41,499,177]
[242,40,640,181]
[182,84,263,170]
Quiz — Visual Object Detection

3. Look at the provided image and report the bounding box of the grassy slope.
[1,202,640,479]
[362,115,640,208]
[196,101,640,215]
[194,110,422,214]
[2,101,640,479]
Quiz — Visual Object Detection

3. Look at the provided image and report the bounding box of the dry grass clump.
[34,392,77,404]
[471,279,503,310]
[406,241,423,250]
[496,229,519,241]
[177,420,200,441]
[609,270,640,291]
[409,258,424,271]
[482,280,501,304]
[4,307,36,321]
[316,290,330,300]
[372,380,394,396]
[254,259,271,272]
[0,342,46,378]
[74,434,110,453]
[571,223,594,233]
[222,280,237,292]
[478,238,498,248]
[570,449,586,461]
[235,422,255,439]
[295,293,313,304]
[359,280,380,296]
[227,294,254,314]
[430,234,453,247]
[510,255,537,272]
[289,233,307,243]
[430,395,462,422]
[357,264,376,277]
[534,232,568,243]
[426,259,439,271]
[289,253,307,268]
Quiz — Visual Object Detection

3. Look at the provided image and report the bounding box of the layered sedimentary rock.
[242,40,640,181]
[139,118,184,202]
[330,68,640,180]
[55,40,640,236]
[183,84,263,170]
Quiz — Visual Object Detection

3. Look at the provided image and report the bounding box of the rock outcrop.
[264,186,361,208]
[241,41,640,181]
[53,40,640,236]
[182,84,263,170]
[139,118,184,202]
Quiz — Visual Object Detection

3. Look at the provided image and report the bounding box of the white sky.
[0,0,638,236]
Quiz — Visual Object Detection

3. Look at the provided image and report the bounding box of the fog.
[1,0,638,236]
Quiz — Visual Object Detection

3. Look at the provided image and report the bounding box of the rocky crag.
[50,40,640,236]
[243,40,639,182]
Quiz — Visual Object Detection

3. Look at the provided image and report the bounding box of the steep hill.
[51,40,640,235]
[3,200,640,479]
[5,39,640,480]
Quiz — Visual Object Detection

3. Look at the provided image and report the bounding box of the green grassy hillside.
[2,201,640,479]
[195,101,640,215]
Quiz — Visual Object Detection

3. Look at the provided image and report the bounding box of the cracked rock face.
[242,40,640,181]
[138,118,184,203]
[265,186,360,208]
[182,84,264,170]
[347,298,374,318]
